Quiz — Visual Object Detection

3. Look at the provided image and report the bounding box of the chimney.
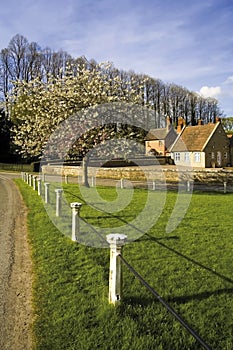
[198,119,203,125]
[216,117,221,123]
[176,117,186,133]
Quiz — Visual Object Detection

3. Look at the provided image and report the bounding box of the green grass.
[16,180,233,350]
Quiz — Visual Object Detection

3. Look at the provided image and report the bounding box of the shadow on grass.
[64,188,233,286]
[168,287,233,304]
[63,188,140,234]
[121,296,156,307]
[120,287,233,308]
[63,189,83,203]
[145,233,233,285]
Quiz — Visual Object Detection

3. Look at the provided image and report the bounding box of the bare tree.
[7,34,29,80]
[25,41,42,81]
[1,33,224,143]
[144,77,166,128]
[0,48,12,98]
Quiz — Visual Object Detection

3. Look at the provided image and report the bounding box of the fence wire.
[39,173,233,193]
[119,254,212,350]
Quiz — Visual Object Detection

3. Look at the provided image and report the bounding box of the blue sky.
[1,0,233,116]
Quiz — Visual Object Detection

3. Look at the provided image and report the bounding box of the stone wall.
[42,164,233,184]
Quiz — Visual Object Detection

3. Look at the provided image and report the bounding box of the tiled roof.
[171,123,217,152]
[145,128,168,141]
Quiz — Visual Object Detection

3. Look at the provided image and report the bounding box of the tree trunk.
[82,155,90,187]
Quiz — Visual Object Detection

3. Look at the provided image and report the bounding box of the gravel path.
[0,174,33,350]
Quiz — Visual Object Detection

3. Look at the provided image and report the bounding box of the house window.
[217,151,222,166]
[194,152,201,163]
[184,152,190,163]
[224,152,228,159]
[159,140,163,147]
[175,152,180,161]
[211,152,215,159]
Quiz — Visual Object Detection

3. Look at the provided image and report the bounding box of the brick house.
[145,118,178,156]
[170,119,230,168]
[227,134,233,165]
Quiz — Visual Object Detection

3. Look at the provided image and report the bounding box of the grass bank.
[16,180,233,350]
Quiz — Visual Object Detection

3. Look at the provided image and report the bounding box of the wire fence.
[119,254,212,350]
[39,173,233,194]
[21,171,214,349]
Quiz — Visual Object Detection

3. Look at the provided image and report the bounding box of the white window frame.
[159,140,163,147]
[194,152,201,163]
[175,152,181,162]
[184,152,190,163]
[217,151,221,166]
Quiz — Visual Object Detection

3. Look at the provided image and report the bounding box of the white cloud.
[199,86,222,98]
[0,0,233,115]
[224,76,233,84]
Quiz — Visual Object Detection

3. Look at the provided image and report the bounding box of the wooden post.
[70,202,82,241]
[29,174,32,186]
[224,181,227,194]
[33,175,37,190]
[120,178,124,189]
[37,177,42,196]
[106,234,127,305]
[152,180,156,191]
[44,183,50,203]
[55,189,63,217]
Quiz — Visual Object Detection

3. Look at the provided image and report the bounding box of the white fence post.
[224,181,227,194]
[65,175,68,184]
[37,177,42,196]
[120,178,124,189]
[44,183,50,203]
[55,189,63,217]
[33,175,37,190]
[29,174,32,186]
[106,233,127,305]
[70,202,82,241]
[152,180,156,191]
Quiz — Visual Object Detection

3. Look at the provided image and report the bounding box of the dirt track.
[0,174,33,350]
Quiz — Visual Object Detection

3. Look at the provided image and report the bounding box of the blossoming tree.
[8,62,150,185]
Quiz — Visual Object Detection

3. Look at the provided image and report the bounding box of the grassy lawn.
[16,179,233,350]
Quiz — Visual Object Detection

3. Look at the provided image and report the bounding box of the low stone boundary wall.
[42,165,233,185]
